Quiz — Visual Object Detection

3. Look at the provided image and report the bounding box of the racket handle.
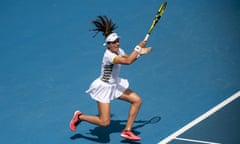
[144,34,150,41]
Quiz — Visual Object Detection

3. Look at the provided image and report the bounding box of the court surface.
[1,0,240,144]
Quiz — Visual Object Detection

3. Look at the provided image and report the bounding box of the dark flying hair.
[91,16,118,38]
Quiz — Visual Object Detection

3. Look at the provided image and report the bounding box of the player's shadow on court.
[70,115,161,143]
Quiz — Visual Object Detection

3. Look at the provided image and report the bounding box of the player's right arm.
[113,41,152,65]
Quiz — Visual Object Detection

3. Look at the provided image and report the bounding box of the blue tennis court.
[1,0,239,144]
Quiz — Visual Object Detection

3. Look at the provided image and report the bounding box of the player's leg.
[79,102,111,126]
[70,102,111,131]
[118,88,142,140]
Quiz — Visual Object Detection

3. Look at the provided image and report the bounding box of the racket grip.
[144,34,150,41]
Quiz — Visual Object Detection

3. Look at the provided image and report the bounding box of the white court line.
[175,137,221,144]
[158,91,240,144]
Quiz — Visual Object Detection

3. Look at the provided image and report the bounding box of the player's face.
[107,38,120,54]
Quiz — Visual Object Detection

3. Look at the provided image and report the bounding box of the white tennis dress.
[86,48,129,103]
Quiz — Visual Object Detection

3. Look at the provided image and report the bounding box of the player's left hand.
[140,47,152,55]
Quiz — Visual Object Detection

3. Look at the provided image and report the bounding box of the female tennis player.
[70,16,152,141]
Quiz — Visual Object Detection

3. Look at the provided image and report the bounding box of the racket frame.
[144,1,167,41]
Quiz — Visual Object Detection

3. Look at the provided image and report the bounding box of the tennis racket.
[144,1,167,41]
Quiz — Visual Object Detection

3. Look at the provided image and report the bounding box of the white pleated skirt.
[86,77,129,103]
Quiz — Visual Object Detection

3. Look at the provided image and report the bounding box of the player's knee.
[137,97,142,105]
[134,95,142,106]
[99,119,110,127]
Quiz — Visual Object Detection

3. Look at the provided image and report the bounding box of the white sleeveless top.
[86,48,129,103]
[100,48,125,83]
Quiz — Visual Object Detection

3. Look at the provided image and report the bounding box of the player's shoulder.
[104,49,115,57]
[118,48,125,55]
